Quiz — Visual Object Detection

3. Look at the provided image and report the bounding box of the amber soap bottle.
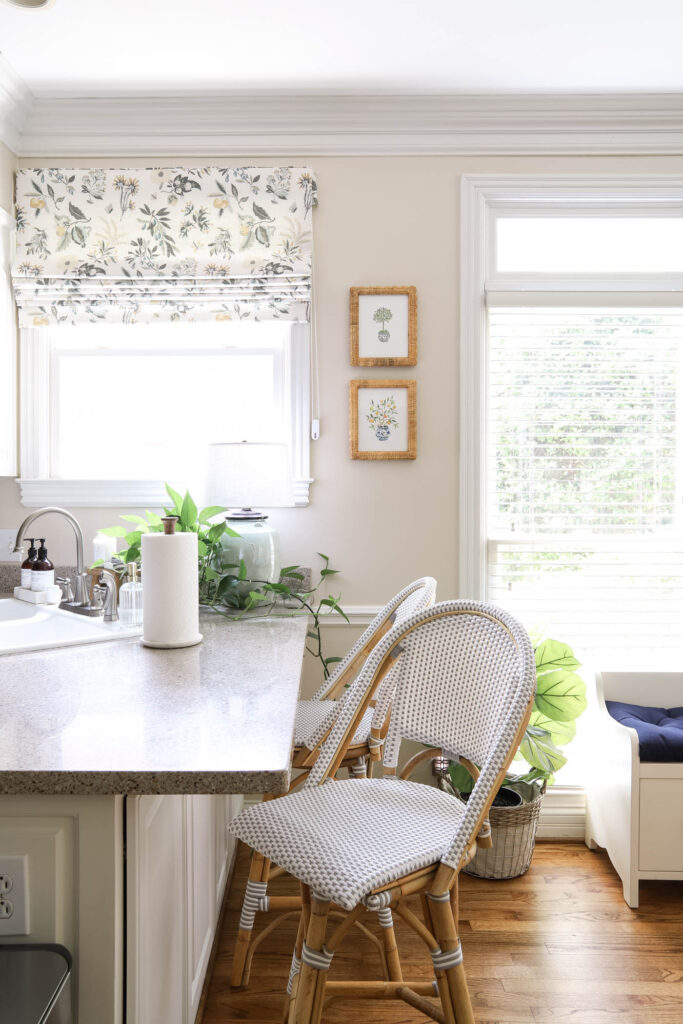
[20,538,37,589]
[31,539,55,591]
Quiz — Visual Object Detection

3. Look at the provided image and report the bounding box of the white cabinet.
[126,794,242,1024]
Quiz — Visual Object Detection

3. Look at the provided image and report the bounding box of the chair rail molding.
[3,77,683,156]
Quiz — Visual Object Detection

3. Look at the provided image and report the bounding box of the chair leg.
[283,892,309,1024]
[429,891,474,1024]
[293,892,332,1024]
[230,850,270,988]
[376,907,403,981]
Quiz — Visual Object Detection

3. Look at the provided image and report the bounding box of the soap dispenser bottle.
[119,562,143,627]
[31,539,55,591]
[20,538,37,589]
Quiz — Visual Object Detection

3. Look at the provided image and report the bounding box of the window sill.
[17,478,312,509]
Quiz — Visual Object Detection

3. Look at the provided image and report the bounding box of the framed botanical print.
[350,286,417,366]
[350,379,417,460]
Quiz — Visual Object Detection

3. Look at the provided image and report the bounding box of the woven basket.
[463,779,546,880]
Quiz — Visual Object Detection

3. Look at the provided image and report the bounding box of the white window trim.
[18,322,312,508]
[459,174,683,600]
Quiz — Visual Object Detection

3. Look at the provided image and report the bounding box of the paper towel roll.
[141,529,202,648]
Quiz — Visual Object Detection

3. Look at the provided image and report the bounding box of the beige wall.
[2,153,683,651]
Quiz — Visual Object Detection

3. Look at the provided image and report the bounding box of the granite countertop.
[0,611,307,796]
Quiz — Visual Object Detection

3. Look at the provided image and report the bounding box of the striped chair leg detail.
[293,893,332,1024]
[230,852,271,988]
[349,756,368,779]
[375,906,403,981]
[428,891,474,1024]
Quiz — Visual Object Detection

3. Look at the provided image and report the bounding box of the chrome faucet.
[93,570,119,623]
[13,506,95,614]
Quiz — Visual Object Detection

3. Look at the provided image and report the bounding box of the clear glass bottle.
[118,562,143,627]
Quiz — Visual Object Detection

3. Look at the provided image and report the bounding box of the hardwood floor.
[201,841,683,1024]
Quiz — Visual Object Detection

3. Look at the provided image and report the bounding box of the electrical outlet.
[0,529,22,563]
[0,856,29,935]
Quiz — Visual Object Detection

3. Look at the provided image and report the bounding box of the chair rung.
[264,895,301,911]
[325,980,436,999]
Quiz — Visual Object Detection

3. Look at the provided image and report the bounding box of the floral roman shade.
[12,166,317,326]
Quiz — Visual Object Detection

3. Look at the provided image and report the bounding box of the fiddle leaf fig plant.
[98,483,348,680]
[447,637,586,795]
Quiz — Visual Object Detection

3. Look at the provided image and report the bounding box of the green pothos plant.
[98,483,349,680]
[446,637,587,795]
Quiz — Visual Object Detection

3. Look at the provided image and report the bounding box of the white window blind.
[487,307,683,658]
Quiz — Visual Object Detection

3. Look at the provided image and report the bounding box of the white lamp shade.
[204,442,295,508]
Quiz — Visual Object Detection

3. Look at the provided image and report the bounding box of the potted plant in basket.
[441,637,586,879]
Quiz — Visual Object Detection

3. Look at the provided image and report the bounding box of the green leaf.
[145,510,163,527]
[535,670,587,722]
[282,571,304,581]
[221,589,242,609]
[207,522,226,543]
[68,202,87,221]
[280,565,301,576]
[253,202,271,220]
[180,490,198,531]
[320,568,339,577]
[197,539,207,557]
[448,761,475,795]
[165,482,183,514]
[519,725,567,775]
[99,525,127,537]
[529,710,576,747]
[324,657,342,667]
[306,630,319,640]
[199,505,227,524]
[238,559,247,581]
[217,575,239,598]
[124,530,143,547]
[317,552,330,564]
[535,638,581,673]
[71,225,86,247]
[224,526,241,538]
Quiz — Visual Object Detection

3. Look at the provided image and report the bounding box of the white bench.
[585,670,683,907]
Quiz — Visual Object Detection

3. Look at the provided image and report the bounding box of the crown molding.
[0,53,32,153]
[6,90,683,156]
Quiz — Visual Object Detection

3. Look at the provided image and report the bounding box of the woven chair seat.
[230,777,464,911]
[293,701,373,749]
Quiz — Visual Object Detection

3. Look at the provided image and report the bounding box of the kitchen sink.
[0,598,141,655]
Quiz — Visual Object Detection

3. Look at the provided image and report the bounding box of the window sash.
[487,304,683,658]
[19,323,312,507]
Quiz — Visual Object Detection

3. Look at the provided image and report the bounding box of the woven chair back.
[310,576,436,703]
[306,601,535,870]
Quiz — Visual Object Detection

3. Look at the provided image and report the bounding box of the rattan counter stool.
[230,576,437,989]
[229,600,536,1024]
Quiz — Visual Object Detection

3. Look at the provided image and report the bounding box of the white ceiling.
[2,0,683,96]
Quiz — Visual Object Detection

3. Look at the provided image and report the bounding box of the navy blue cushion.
[606,701,683,762]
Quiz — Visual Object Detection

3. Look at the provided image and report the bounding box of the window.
[461,177,683,663]
[19,321,311,507]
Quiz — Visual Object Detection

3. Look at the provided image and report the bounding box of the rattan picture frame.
[350,379,417,460]
[350,286,417,366]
